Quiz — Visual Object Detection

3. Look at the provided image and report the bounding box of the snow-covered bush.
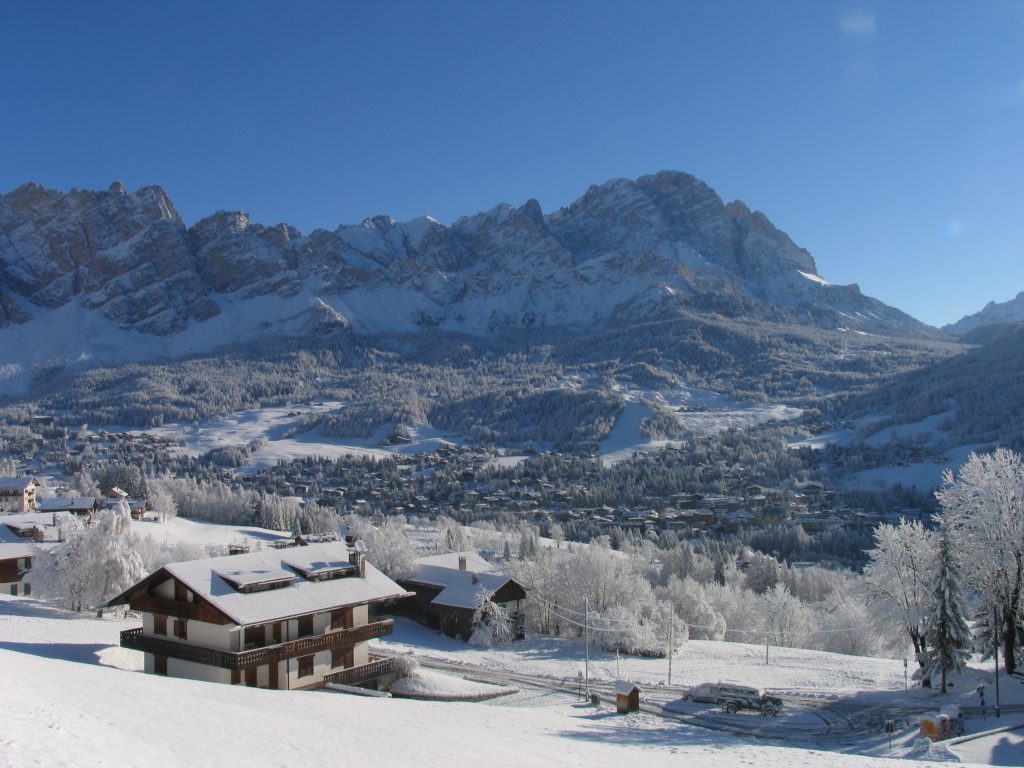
[391,655,420,679]
[469,592,515,648]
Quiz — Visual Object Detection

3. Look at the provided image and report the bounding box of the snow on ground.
[0,595,988,768]
[121,402,464,471]
[847,444,993,492]
[389,667,518,700]
[599,398,677,465]
[129,515,292,550]
[377,618,909,697]
[948,726,1024,766]
[599,385,801,466]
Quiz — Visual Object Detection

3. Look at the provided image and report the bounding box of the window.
[173,618,187,640]
[298,655,314,678]
[244,625,265,648]
[297,614,314,637]
[330,609,353,630]
[154,614,167,635]
[332,647,354,669]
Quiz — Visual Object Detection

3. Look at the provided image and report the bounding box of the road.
[382,649,1024,749]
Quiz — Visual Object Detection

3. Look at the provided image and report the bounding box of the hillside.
[0,594,1005,768]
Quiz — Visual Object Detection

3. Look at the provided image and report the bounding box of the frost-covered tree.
[468,591,515,648]
[147,478,177,523]
[33,505,146,612]
[655,575,726,640]
[863,519,937,665]
[922,534,971,693]
[436,516,468,553]
[351,515,417,580]
[936,448,1024,673]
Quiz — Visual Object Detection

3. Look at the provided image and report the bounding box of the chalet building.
[38,497,101,516]
[109,542,412,691]
[397,551,526,642]
[0,477,40,512]
[0,512,62,595]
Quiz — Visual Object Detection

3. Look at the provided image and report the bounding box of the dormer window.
[216,567,296,593]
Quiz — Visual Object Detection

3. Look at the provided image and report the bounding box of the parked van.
[684,683,763,704]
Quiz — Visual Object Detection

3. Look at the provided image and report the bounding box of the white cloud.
[840,11,876,37]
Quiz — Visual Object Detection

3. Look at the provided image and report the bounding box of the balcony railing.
[323,657,396,687]
[120,619,393,670]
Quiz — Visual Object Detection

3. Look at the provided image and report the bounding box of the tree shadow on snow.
[0,598,85,622]
[559,710,734,750]
[0,640,110,665]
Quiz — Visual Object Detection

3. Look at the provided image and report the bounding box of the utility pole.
[584,597,590,699]
[994,605,1001,718]
[668,616,674,686]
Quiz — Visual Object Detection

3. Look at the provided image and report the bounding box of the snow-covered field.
[599,385,802,465]
[119,402,464,471]
[105,381,803,473]
[4,507,1021,767]
[0,595,1005,768]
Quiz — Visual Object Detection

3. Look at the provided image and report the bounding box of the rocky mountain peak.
[0,171,934,374]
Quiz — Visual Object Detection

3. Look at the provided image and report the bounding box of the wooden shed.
[615,680,641,714]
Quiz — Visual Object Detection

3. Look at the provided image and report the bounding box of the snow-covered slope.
[0,171,933,390]
[0,595,998,768]
[944,291,1024,336]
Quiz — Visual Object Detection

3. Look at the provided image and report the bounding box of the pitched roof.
[38,497,97,512]
[117,542,412,626]
[0,477,37,491]
[405,552,521,610]
[413,551,495,573]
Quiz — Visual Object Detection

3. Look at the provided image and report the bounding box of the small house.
[397,551,526,642]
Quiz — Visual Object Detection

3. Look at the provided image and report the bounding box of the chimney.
[458,556,467,571]
[472,573,478,585]
[349,549,366,578]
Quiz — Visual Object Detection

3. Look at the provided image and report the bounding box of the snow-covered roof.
[0,512,61,556]
[413,551,495,573]
[38,497,97,511]
[406,553,521,610]
[615,680,641,696]
[158,542,412,626]
[0,477,36,490]
[424,570,516,610]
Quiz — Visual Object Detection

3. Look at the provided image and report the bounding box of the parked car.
[684,683,783,716]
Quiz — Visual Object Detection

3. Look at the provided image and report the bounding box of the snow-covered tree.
[922,534,971,693]
[863,519,937,665]
[33,504,146,613]
[147,478,177,523]
[935,448,1024,673]
[655,574,726,640]
[468,591,515,648]
[352,515,417,580]
[436,516,468,552]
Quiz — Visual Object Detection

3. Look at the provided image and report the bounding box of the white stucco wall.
[167,657,232,684]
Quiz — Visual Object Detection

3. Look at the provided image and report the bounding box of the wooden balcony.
[120,619,393,670]
[323,657,396,687]
[129,593,231,624]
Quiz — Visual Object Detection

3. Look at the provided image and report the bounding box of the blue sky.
[1,1,1021,327]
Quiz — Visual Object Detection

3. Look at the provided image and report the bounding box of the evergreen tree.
[922,534,972,693]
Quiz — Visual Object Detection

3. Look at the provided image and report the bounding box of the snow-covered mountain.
[943,291,1024,336]
[0,171,931,385]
